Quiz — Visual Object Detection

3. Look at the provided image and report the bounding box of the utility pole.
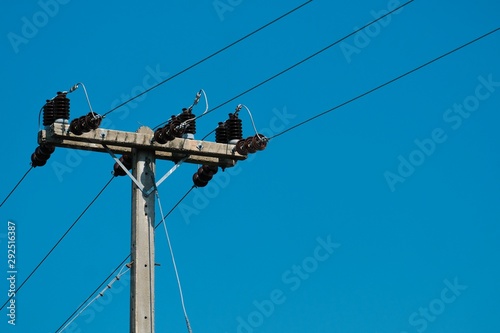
[38,122,246,333]
[130,127,156,333]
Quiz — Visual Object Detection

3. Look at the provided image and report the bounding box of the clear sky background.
[1,1,499,332]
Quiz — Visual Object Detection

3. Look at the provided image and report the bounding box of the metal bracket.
[144,157,188,196]
[103,144,144,191]
[103,144,188,196]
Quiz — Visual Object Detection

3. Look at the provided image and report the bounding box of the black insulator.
[154,124,176,144]
[121,154,133,169]
[45,92,70,126]
[70,113,103,135]
[113,163,125,176]
[69,117,83,135]
[31,152,47,167]
[177,108,196,135]
[215,122,228,144]
[251,134,268,151]
[35,145,55,158]
[235,139,248,155]
[84,112,102,130]
[245,137,257,154]
[226,113,243,143]
[169,121,184,138]
[79,115,91,133]
[167,115,184,138]
[163,127,176,141]
[235,135,268,155]
[153,128,166,144]
[154,115,183,144]
[42,92,70,126]
[113,154,133,177]
[193,173,208,187]
[192,165,218,187]
[31,144,55,167]
[42,100,55,126]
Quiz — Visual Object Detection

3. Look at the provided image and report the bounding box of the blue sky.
[1,0,499,332]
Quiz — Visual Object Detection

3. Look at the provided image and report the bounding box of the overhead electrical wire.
[7,81,99,210]
[0,176,115,312]
[46,6,498,333]
[102,0,313,117]
[156,191,193,333]
[177,0,415,125]
[0,166,33,209]
[269,26,500,140]
[155,186,195,229]
[152,0,414,131]
[54,186,195,332]
[54,255,131,333]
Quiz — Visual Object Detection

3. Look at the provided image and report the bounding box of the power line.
[269,26,500,140]
[57,265,131,333]
[46,5,498,331]
[51,3,415,325]
[54,185,195,332]
[186,0,415,123]
[155,186,195,229]
[54,255,131,333]
[102,0,313,117]
[0,166,33,209]
[0,175,115,312]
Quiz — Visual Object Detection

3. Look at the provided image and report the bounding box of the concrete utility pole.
[39,122,246,333]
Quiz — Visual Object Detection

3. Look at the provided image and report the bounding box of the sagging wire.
[156,191,193,333]
[57,264,131,333]
[55,187,194,332]
[268,26,500,140]
[0,166,33,209]
[178,0,417,127]
[69,82,97,117]
[0,176,115,312]
[236,104,265,140]
[201,128,216,141]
